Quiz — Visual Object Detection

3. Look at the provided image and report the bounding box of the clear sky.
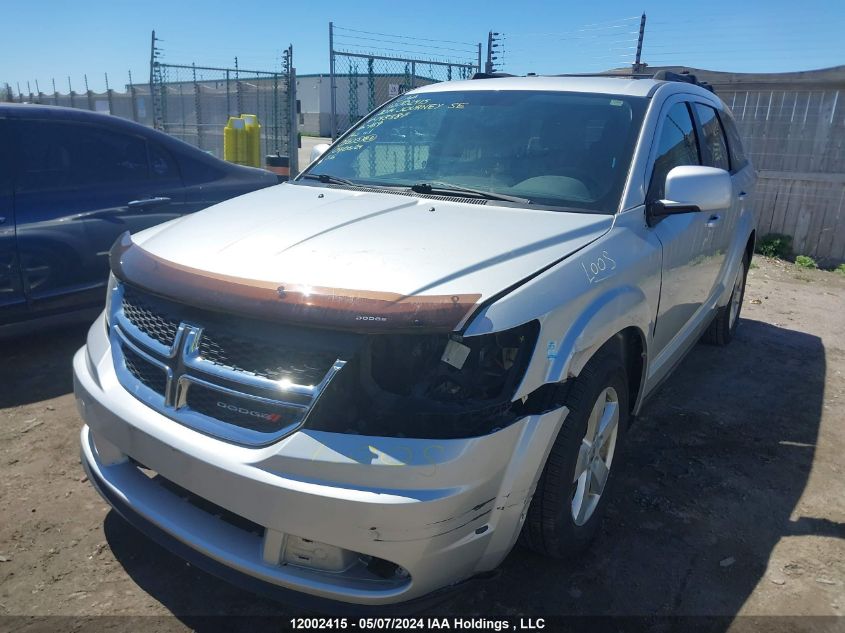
[1,0,843,94]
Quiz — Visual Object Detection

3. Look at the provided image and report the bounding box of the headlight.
[104,273,118,328]
[305,320,539,439]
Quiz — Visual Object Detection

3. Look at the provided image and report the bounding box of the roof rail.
[471,69,715,92]
[651,70,715,92]
[471,72,515,80]
[552,72,653,79]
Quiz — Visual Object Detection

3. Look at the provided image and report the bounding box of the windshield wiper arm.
[300,173,357,186]
[410,181,529,204]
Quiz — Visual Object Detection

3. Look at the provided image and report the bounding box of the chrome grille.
[122,345,167,395]
[108,281,347,446]
[121,285,180,347]
[198,329,337,385]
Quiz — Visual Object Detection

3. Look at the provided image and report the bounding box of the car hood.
[127,183,612,330]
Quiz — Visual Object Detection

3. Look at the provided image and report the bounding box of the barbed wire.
[333,25,478,48]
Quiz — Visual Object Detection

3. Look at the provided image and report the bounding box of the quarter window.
[649,102,700,200]
[720,112,749,172]
[695,104,730,171]
[148,142,180,180]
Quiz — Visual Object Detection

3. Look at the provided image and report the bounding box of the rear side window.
[648,102,700,200]
[16,120,149,192]
[694,104,730,171]
[719,112,749,172]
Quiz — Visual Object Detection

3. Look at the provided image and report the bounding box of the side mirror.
[648,165,732,224]
[310,143,330,163]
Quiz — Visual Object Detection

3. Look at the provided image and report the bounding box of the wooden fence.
[656,66,845,265]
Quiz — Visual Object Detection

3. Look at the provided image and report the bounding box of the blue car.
[0,104,278,335]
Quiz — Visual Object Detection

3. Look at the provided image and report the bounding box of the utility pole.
[329,21,337,140]
[632,13,647,74]
[485,31,503,74]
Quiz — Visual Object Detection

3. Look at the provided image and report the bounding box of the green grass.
[836,264,845,276]
[795,255,818,269]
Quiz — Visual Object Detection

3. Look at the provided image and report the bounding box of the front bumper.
[74,313,567,606]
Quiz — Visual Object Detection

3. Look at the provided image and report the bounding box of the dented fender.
[466,213,662,403]
[546,285,651,382]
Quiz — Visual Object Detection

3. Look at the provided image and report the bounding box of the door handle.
[706,214,721,227]
[128,196,171,209]
[737,191,748,200]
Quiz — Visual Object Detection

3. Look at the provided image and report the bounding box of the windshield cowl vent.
[321,183,488,205]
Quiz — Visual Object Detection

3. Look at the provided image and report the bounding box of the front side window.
[648,102,700,200]
[303,90,648,214]
[695,104,730,171]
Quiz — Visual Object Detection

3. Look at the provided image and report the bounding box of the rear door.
[692,102,734,288]
[648,99,719,354]
[12,117,186,316]
[0,117,26,325]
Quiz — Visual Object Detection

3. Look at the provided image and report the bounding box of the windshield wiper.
[410,181,529,204]
[300,173,357,186]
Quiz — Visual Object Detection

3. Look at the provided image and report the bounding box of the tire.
[520,341,629,558]
[703,253,749,346]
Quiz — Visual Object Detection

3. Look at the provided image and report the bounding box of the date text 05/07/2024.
[289,617,547,630]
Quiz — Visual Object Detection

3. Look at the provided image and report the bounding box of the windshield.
[300,89,647,213]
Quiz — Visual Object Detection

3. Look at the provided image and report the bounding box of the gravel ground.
[0,256,843,630]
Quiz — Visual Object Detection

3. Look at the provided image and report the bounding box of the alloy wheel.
[571,386,619,526]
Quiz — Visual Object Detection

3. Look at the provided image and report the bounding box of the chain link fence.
[151,52,296,167]
[329,23,480,138]
[331,53,477,136]
[2,49,298,173]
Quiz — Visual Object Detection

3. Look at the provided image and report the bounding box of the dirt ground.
[0,256,843,630]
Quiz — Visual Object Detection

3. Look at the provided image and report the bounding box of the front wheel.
[703,253,748,346]
[520,342,629,558]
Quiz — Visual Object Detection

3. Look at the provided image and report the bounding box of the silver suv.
[74,72,755,608]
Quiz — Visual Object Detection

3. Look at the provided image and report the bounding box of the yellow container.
[223,116,248,164]
[242,114,261,167]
